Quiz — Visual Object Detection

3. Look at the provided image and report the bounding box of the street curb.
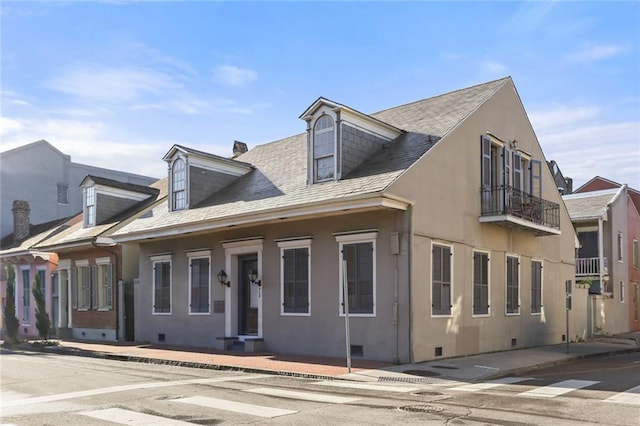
[1,345,340,382]
[482,346,640,380]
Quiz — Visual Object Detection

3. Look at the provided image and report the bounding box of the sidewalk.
[3,332,639,383]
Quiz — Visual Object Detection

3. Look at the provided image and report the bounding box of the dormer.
[80,175,159,228]
[163,144,253,212]
[299,98,404,184]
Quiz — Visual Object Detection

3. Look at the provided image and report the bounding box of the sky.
[1,1,639,190]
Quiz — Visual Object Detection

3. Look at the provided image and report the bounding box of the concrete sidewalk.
[3,332,639,383]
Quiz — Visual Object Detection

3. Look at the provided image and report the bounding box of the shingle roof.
[562,188,620,220]
[0,215,78,254]
[85,175,160,195]
[112,77,510,238]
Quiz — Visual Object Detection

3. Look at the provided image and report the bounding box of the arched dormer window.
[313,115,335,182]
[172,158,186,210]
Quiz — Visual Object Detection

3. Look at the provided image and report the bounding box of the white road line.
[603,385,640,406]
[80,408,193,425]
[449,377,532,392]
[313,380,420,393]
[518,380,599,398]
[1,375,263,408]
[245,387,359,403]
[174,396,297,418]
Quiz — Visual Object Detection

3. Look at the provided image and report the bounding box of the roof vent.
[233,141,248,158]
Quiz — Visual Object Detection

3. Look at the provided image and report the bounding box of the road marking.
[314,380,419,393]
[174,396,297,418]
[1,375,263,408]
[80,408,193,425]
[245,387,359,403]
[449,377,532,392]
[603,385,640,406]
[518,380,599,398]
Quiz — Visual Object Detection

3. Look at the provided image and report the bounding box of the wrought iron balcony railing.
[480,185,560,230]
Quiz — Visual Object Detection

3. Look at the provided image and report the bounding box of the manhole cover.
[412,390,443,396]
[431,365,458,370]
[399,404,444,413]
[402,369,440,377]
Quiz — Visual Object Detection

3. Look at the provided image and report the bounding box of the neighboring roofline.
[575,175,639,196]
[34,238,97,253]
[112,191,413,243]
[0,139,69,159]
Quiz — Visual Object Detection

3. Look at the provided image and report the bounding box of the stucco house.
[571,177,640,333]
[109,77,578,363]
[28,176,164,341]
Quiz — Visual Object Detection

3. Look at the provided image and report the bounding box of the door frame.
[222,238,264,338]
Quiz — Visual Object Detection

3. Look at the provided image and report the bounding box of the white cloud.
[566,43,631,63]
[213,65,258,87]
[0,116,24,137]
[528,105,601,133]
[481,60,508,75]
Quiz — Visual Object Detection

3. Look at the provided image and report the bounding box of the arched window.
[172,158,186,210]
[313,115,335,182]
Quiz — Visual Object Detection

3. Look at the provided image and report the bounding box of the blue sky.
[1,1,639,189]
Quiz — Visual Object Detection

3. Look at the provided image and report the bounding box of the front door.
[124,281,135,341]
[238,255,258,336]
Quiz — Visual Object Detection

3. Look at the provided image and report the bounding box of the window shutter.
[105,264,113,309]
[72,268,78,309]
[503,146,511,187]
[432,246,442,313]
[530,160,542,198]
[91,265,98,309]
[513,152,522,190]
[481,136,492,189]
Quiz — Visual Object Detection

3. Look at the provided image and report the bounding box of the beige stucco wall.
[387,81,579,362]
[134,209,412,362]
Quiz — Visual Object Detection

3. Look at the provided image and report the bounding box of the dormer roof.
[162,144,253,176]
[80,174,159,196]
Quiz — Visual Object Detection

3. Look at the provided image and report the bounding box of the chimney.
[564,177,573,194]
[232,140,248,158]
[12,200,31,243]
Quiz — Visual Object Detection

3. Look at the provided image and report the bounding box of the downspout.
[598,217,604,291]
[393,236,399,365]
[408,205,414,364]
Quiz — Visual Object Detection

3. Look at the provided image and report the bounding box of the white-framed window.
[36,268,46,297]
[620,281,625,303]
[618,232,623,262]
[336,232,377,316]
[506,255,520,315]
[278,239,312,316]
[75,260,90,310]
[84,186,96,227]
[472,250,490,316]
[151,255,172,314]
[57,183,69,204]
[313,115,335,182]
[21,267,30,323]
[172,158,186,211]
[432,243,453,316]
[187,250,210,315]
[96,258,113,310]
[531,260,543,314]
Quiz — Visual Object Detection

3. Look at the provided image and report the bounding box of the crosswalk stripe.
[314,380,419,393]
[603,385,640,406]
[245,387,359,403]
[449,377,532,392]
[174,396,297,418]
[518,380,599,398]
[80,408,193,425]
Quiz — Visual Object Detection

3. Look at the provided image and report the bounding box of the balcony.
[575,257,608,277]
[479,185,560,236]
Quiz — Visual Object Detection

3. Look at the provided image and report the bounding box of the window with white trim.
[432,243,453,316]
[84,186,96,227]
[36,269,46,297]
[531,260,542,314]
[96,258,113,310]
[313,115,335,182]
[506,256,520,315]
[172,158,186,211]
[152,255,172,314]
[336,232,376,316]
[278,239,311,315]
[21,268,30,323]
[76,261,90,310]
[618,232,623,262]
[473,251,489,316]
[187,252,210,314]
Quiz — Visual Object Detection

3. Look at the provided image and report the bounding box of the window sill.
[505,312,521,316]
[472,313,491,318]
[339,312,375,318]
[431,314,453,318]
[97,308,112,312]
[152,312,172,316]
[281,312,311,317]
[188,312,211,316]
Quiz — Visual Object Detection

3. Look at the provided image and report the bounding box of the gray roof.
[562,188,620,220]
[84,175,160,195]
[112,77,510,238]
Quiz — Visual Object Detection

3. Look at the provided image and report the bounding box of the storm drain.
[399,404,444,414]
[431,365,459,370]
[402,369,440,377]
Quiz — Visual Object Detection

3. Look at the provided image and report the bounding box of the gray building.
[0,140,157,238]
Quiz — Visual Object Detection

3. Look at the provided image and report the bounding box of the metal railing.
[575,257,607,276]
[480,185,560,229]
